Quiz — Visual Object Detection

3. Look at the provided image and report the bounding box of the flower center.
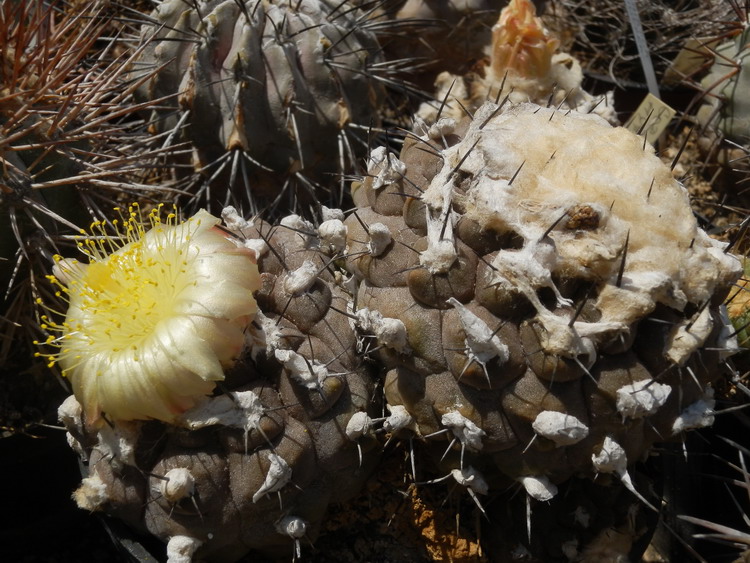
[38,203,199,368]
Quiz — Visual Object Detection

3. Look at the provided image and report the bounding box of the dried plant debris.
[543,0,734,86]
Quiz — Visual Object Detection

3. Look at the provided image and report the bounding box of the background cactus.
[130,0,392,217]
[696,21,750,143]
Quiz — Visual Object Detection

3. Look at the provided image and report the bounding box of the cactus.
[130,0,389,216]
[343,101,740,554]
[696,19,750,144]
[417,0,616,125]
[53,206,381,561]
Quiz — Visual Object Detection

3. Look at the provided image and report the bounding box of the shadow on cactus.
[129,0,425,218]
[0,0,178,430]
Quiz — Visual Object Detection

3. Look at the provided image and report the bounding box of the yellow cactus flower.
[39,204,259,424]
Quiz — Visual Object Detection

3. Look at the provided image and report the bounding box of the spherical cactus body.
[54,206,381,561]
[345,102,740,514]
[132,0,387,214]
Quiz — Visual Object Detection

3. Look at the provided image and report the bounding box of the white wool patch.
[367,222,392,257]
[166,536,202,563]
[672,388,716,434]
[96,422,139,467]
[616,380,672,420]
[356,308,409,353]
[383,404,414,433]
[275,348,328,388]
[441,410,486,451]
[179,390,264,432]
[367,146,407,190]
[161,468,195,503]
[591,436,627,475]
[665,306,714,366]
[451,466,489,495]
[428,117,457,140]
[321,206,344,222]
[532,411,589,446]
[73,472,109,512]
[284,260,319,295]
[448,297,509,365]
[520,475,558,501]
[253,452,292,503]
[276,516,307,538]
[221,205,253,234]
[318,219,347,253]
[345,411,373,440]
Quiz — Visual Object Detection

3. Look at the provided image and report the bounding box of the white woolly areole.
[672,388,716,434]
[367,146,407,190]
[179,390,263,432]
[367,222,392,257]
[356,308,409,353]
[276,516,307,538]
[520,475,558,502]
[345,411,373,440]
[591,436,656,509]
[441,410,486,451]
[383,404,414,433]
[318,219,348,253]
[321,206,344,222]
[275,348,328,389]
[427,117,457,141]
[253,452,292,503]
[58,395,83,430]
[221,205,253,234]
[665,306,714,366]
[280,213,314,233]
[284,260,319,295]
[161,468,195,503]
[247,311,284,358]
[73,472,109,512]
[616,380,672,420]
[451,466,489,495]
[532,411,589,446]
[592,436,627,475]
[243,237,269,261]
[96,422,139,467]
[66,431,86,460]
[447,297,509,364]
[166,536,202,563]
[420,206,458,274]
